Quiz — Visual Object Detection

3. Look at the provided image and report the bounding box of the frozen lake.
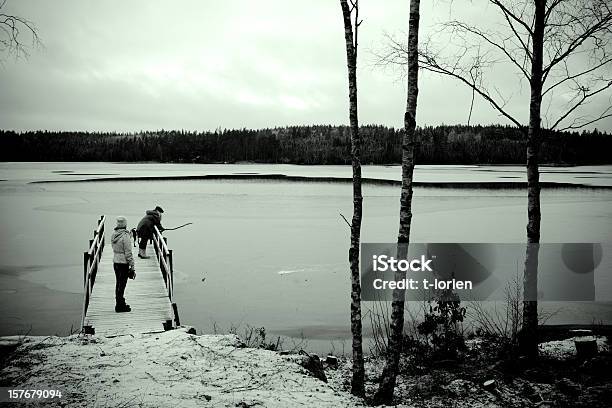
[1,163,611,352]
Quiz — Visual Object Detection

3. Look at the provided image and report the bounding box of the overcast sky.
[1,0,610,132]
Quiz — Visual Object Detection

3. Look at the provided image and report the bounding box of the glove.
[128,267,136,280]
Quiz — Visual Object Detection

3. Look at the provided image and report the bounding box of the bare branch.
[418,42,524,130]
[543,56,612,96]
[557,110,612,131]
[498,3,534,62]
[544,0,564,24]
[0,1,41,59]
[467,82,476,125]
[374,0,611,135]
[443,20,531,79]
[543,3,612,76]
[489,0,534,35]
[339,212,352,228]
[550,80,612,130]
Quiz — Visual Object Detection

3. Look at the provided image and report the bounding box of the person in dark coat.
[136,206,165,258]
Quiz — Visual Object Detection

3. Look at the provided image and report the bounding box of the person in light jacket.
[111,216,135,313]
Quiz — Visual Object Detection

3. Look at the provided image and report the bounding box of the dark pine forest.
[1,124,610,164]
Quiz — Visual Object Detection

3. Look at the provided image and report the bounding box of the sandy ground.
[0,327,363,407]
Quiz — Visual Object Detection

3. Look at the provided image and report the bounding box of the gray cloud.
[0,0,610,132]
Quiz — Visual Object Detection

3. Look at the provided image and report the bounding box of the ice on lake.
[1,163,611,351]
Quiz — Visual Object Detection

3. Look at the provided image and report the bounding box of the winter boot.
[115,303,131,313]
[138,248,150,259]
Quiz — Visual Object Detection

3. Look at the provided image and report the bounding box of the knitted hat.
[116,216,127,228]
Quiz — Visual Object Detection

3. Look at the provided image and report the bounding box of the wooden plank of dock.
[83,244,174,337]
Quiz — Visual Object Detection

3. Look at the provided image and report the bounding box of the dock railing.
[152,225,174,302]
[152,225,180,327]
[81,215,105,330]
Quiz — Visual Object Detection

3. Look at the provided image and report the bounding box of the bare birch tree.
[376,0,611,359]
[374,0,422,404]
[339,0,365,397]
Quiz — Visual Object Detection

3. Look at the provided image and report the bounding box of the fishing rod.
[130,223,193,246]
[163,222,193,231]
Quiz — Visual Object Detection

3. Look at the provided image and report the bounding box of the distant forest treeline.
[1,124,610,164]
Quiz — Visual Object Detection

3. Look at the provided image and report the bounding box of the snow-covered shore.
[0,327,362,407]
[2,327,612,407]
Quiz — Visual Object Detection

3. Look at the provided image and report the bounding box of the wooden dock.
[81,216,179,337]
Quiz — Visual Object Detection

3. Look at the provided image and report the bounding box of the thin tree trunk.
[340,0,365,397]
[375,0,420,404]
[520,0,545,360]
